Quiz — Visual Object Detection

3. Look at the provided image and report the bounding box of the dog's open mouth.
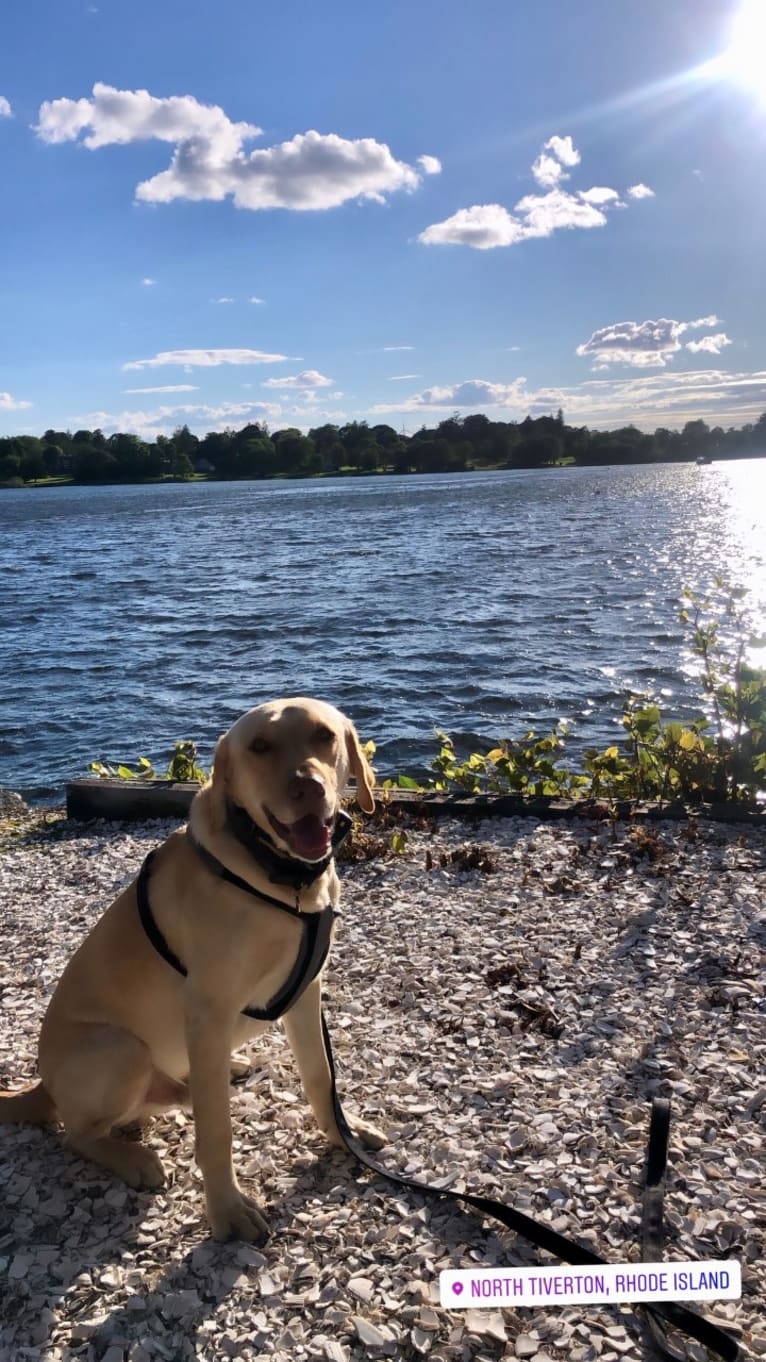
[267,811,335,862]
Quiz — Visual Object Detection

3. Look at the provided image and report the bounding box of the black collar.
[224,797,352,889]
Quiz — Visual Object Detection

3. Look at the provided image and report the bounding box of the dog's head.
[210,697,375,863]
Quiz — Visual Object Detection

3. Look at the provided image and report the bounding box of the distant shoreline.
[3,448,766,492]
[2,410,765,487]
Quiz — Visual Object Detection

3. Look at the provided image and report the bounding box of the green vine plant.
[89,740,207,785]
[87,583,766,811]
[679,578,766,800]
[422,723,587,799]
[383,581,766,810]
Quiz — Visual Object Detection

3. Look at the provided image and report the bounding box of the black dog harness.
[136,809,351,1022]
[135,811,741,1362]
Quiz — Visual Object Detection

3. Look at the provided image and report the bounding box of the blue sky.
[1,0,765,440]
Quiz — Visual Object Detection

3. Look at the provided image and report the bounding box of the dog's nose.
[288,770,326,802]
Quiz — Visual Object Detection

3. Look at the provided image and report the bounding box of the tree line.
[2,409,766,485]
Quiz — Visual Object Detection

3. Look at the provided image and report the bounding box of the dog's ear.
[208,733,230,829]
[212,732,230,784]
[345,723,375,814]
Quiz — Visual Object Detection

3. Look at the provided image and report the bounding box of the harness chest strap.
[135,848,335,1023]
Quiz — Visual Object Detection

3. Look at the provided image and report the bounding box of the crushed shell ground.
[0,805,763,1362]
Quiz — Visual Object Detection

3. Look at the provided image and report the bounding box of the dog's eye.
[249,737,271,755]
[315,726,335,744]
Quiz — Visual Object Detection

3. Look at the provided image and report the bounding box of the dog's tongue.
[288,814,331,861]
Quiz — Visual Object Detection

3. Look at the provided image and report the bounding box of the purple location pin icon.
[452,1282,464,1296]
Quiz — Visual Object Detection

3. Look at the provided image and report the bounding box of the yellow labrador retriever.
[0,698,386,1242]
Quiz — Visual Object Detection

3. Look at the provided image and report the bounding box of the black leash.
[138,828,744,1358]
[321,1013,744,1362]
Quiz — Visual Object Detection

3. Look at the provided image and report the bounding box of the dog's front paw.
[207,1190,270,1243]
[324,1116,387,1151]
[352,1118,387,1150]
[229,1053,251,1083]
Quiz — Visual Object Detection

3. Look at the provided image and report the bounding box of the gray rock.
[0,789,30,817]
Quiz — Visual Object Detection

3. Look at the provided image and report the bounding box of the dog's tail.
[0,1080,56,1125]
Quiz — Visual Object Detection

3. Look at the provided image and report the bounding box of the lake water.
[1,462,765,802]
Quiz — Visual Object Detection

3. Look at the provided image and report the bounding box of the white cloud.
[570,368,766,429]
[513,188,608,238]
[419,203,526,250]
[0,97,12,118]
[372,368,766,430]
[211,296,235,304]
[141,276,156,286]
[579,186,622,205]
[0,391,32,410]
[419,189,611,249]
[685,333,732,355]
[75,399,281,439]
[388,373,421,380]
[545,135,580,168]
[627,183,655,199]
[382,345,414,351]
[419,135,652,250]
[36,83,435,212]
[283,405,350,428]
[374,378,529,412]
[144,130,422,210]
[123,384,199,393]
[262,369,332,389]
[123,347,289,370]
[36,83,259,151]
[418,155,442,175]
[532,135,581,188]
[76,365,766,439]
[576,316,724,368]
[249,295,265,305]
[531,153,565,190]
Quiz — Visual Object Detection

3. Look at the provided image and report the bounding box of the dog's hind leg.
[0,1080,56,1124]
[42,1022,169,1189]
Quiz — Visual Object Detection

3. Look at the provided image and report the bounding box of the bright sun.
[721,0,766,99]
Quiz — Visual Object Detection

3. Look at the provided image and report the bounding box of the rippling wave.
[1,463,765,800]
